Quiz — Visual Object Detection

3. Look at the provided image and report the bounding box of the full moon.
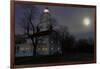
[83,17,91,26]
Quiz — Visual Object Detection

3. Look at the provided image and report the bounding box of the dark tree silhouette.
[58,26,76,55]
[18,5,39,56]
[15,35,26,44]
[76,39,94,53]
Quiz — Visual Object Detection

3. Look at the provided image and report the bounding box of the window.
[51,48,53,50]
[20,47,25,51]
[42,48,48,51]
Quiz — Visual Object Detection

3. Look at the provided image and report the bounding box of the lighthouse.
[36,7,62,55]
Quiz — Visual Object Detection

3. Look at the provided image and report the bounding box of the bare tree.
[18,5,39,56]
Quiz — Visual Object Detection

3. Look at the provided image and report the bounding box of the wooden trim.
[10,1,96,68]
[14,1,96,8]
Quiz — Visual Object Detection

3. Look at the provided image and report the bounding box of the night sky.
[15,4,95,39]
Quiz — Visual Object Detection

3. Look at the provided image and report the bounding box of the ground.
[15,52,95,65]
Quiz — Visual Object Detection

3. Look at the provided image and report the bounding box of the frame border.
[10,1,96,68]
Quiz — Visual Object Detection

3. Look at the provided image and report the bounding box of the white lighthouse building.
[36,8,62,55]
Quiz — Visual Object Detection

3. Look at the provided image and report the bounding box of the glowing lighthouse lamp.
[43,7,49,13]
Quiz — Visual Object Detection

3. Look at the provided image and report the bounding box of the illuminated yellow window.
[20,47,25,51]
[42,48,48,51]
[26,48,30,50]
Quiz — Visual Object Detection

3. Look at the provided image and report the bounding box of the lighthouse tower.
[36,7,62,55]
